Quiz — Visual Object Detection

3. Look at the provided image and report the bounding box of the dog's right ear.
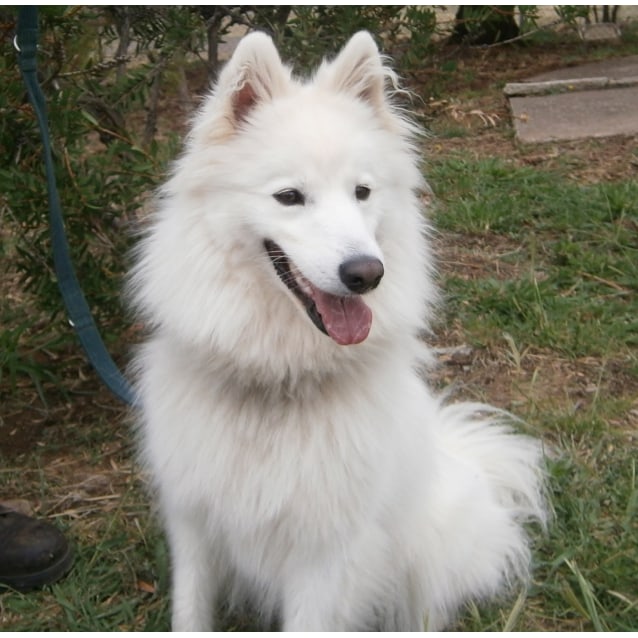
[315,32,390,117]
[217,31,290,126]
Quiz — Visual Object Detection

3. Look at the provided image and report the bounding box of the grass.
[429,157,638,358]
[0,416,170,631]
[2,48,638,636]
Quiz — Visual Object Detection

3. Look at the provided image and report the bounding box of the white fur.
[128,31,547,631]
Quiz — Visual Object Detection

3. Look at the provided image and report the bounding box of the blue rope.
[16,6,137,406]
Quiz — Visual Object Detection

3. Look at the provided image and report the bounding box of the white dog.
[129,31,547,631]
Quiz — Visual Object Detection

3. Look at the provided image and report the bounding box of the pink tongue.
[311,288,372,345]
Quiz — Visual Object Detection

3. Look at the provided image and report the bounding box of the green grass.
[0,422,170,631]
[430,157,638,234]
[1,525,170,631]
[429,157,638,358]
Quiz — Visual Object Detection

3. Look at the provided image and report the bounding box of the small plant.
[0,324,60,407]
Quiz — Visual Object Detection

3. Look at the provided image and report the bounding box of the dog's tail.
[420,402,549,629]
[439,401,549,529]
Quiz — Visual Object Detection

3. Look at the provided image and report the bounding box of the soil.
[2,36,637,493]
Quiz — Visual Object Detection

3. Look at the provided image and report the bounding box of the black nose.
[339,256,384,294]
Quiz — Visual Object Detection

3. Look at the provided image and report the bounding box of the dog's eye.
[355,185,371,201]
[273,189,305,206]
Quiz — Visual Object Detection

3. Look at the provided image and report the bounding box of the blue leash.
[16,6,136,406]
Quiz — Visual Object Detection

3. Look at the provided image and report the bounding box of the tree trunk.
[199,6,226,83]
[143,55,168,148]
[451,6,519,45]
[207,18,220,83]
[113,7,131,81]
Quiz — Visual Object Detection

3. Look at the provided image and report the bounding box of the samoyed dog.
[129,31,547,631]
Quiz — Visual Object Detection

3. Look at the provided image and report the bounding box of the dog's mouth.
[264,239,372,346]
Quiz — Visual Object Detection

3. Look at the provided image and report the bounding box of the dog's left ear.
[316,31,389,114]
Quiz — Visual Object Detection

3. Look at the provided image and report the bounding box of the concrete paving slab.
[508,55,638,143]
[505,76,638,97]
[528,54,638,82]
[510,86,638,143]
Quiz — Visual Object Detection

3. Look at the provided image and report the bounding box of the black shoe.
[0,505,73,591]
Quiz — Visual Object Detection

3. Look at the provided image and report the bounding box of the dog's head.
[186,31,427,347]
[138,32,433,377]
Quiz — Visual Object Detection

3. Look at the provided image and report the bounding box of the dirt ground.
[2,33,637,492]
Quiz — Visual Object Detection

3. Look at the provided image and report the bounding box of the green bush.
[1,8,175,334]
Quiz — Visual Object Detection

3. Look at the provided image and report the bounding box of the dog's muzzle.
[264,239,382,345]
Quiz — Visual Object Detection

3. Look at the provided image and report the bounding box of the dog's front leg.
[281,558,348,632]
[165,514,218,632]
